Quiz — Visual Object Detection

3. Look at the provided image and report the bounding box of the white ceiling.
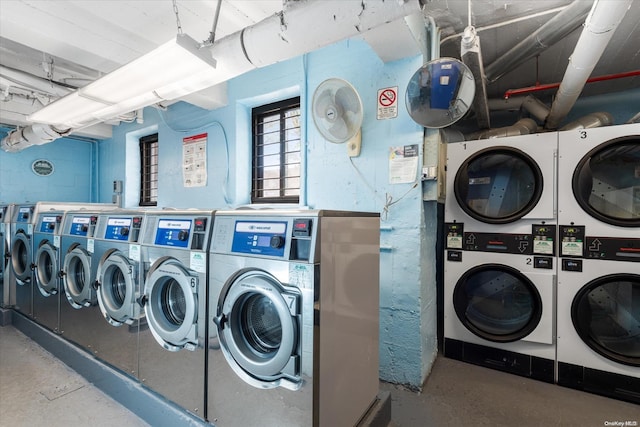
[1,0,639,139]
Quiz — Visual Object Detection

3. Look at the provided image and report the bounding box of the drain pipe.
[545,0,633,129]
[484,0,592,83]
[1,124,71,152]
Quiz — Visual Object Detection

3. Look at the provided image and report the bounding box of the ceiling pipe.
[504,69,640,99]
[484,0,592,83]
[1,124,71,152]
[8,0,427,151]
[545,0,633,129]
[461,26,490,129]
[559,111,614,130]
[488,95,550,123]
[0,65,73,98]
[465,118,538,140]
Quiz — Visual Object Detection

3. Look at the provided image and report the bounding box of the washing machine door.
[11,231,32,284]
[144,257,199,351]
[572,273,640,367]
[454,147,544,224]
[35,240,58,296]
[97,249,141,326]
[215,270,301,390]
[62,244,96,308]
[453,264,543,343]
[572,137,640,227]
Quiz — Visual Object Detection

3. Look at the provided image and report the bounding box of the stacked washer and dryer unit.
[207,210,380,427]
[444,132,558,383]
[556,123,639,404]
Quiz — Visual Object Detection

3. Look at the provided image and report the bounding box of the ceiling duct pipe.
[545,0,633,129]
[488,95,550,122]
[1,124,71,152]
[0,65,74,97]
[461,26,490,129]
[465,118,538,140]
[559,111,614,130]
[484,0,592,83]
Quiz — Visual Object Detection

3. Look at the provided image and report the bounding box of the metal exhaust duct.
[461,26,490,129]
[545,0,633,129]
[559,112,614,130]
[1,124,71,152]
[466,118,538,140]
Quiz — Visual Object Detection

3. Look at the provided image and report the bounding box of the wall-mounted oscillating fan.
[312,78,364,157]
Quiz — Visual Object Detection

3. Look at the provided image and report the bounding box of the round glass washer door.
[217,271,299,385]
[35,241,58,296]
[62,245,95,308]
[572,136,640,227]
[454,147,543,224]
[144,258,198,351]
[453,264,543,343]
[97,250,140,326]
[572,274,640,367]
[11,232,32,283]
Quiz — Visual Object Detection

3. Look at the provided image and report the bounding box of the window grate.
[252,97,301,203]
[139,133,158,206]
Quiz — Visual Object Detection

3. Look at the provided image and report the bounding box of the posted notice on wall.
[183,133,207,188]
[389,144,419,184]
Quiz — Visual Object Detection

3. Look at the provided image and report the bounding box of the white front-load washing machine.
[10,204,36,317]
[138,210,214,420]
[59,208,114,353]
[208,210,380,426]
[92,210,146,377]
[1,204,15,308]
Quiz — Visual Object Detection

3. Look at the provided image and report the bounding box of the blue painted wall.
[0,127,98,204]
[97,39,435,387]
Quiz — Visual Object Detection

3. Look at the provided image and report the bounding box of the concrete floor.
[1,324,638,427]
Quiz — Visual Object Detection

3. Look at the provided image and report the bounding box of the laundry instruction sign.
[183,133,207,187]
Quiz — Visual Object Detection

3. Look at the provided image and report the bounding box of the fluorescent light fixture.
[28,34,217,129]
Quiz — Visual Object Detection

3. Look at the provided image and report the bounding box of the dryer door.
[11,231,32,283]
[572,273,640,367]
[144,258,199,351]
[454,147,544,224]
[35,240,58,296]
[62,245,95,308]
[97,250,140,326]
[215,270,301,390]
[453,264,543,343]
[572,137,640,227]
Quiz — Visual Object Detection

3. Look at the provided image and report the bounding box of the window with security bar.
[252,97,301,203]
[139,133,158,206]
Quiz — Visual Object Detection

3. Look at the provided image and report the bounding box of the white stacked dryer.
[1,204,14,308]
[138,210,214,420]
[557,123,639,403]
[444,132,558,383]
[92,210,146,377]
[207,210,380,426]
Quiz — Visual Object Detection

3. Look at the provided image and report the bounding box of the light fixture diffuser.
[28,34,217,129]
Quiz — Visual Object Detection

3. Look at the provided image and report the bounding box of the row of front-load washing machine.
[443,123,639,404]
[1,205,381,426]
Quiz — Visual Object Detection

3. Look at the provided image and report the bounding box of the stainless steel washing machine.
[10,204,36,317]
[32,211,65,332]
[208,210,380,426]
[556,123,639,403]
[1,204,15,308]
[92,210,146,377]
[59,209,114,353]
[138,210,214,420]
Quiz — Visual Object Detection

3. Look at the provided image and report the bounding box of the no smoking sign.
[377,86,398,120]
